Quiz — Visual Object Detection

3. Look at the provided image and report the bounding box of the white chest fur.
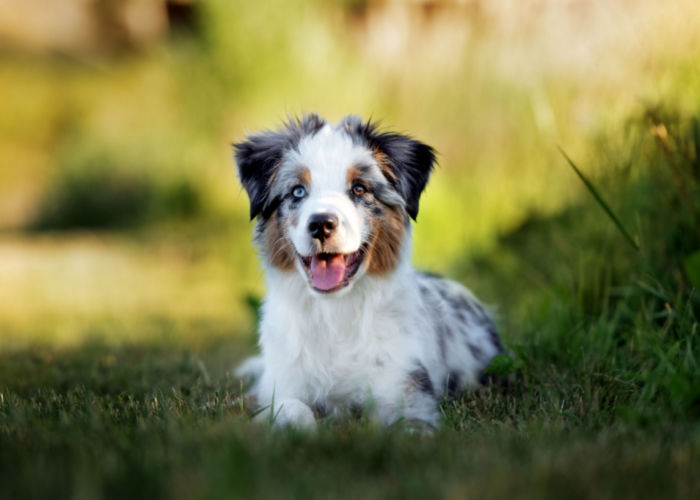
[256,262,434,409]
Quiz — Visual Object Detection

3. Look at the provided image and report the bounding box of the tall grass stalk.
[558,146,640,251]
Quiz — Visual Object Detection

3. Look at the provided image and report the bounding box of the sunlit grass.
[0,228,261,349]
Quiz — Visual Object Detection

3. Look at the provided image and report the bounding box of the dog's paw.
[255,397,317,430]
[398,418,436,435]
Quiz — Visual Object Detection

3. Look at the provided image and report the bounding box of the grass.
[0,224,261,347]
[2,108,700,499]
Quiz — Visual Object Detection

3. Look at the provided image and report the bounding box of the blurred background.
[1,0,699,349]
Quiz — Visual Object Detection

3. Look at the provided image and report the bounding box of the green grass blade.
[558,147,640,251]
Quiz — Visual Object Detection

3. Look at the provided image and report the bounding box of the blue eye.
[292,185,307,199]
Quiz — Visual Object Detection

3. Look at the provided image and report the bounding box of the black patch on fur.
[479,371,501,387]
[437,323,448,362]
[445,371,460,397]
[467,340,486,362]
[353,163,374,176]
[487,322,503,353]
[370,205,383,216]
[341,116,436,220]
[442,289,483,322]
[460,298,501,355]
[233,114,326,220]
[365,184,400,218]
[409,364,434,395]
[348,404,364,419]
[312,403,329,419]
[417,274,437,299]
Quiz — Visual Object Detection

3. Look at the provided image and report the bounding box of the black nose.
[308,212,339,242]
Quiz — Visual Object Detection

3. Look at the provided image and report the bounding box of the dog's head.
[234,114,436,295]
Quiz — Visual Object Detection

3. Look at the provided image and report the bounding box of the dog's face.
[234,114,435,295]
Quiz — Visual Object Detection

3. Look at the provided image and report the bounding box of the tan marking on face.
[373,148,397,183]
[298,167,311,187]
[346,166,360,185]
[366,206,405,275]
[263,211,295,271]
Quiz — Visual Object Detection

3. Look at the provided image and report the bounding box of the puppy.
[233,114,502,428]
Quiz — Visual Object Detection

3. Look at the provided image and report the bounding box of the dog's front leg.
[373,392,439,431]
[370,365,441,430]
[255,396,317,429]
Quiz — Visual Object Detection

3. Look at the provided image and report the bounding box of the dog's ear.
[376,134,436,220]
[234,114,326,220]
[233,131,289,220]
[349,118,436,220]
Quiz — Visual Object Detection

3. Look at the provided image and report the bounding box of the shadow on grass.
[0,337,249,397]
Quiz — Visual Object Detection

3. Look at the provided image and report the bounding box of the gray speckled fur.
[416,271,502,396]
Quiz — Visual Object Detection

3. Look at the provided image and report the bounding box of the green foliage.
[685,250,700,289]
[32,155,204,230]
[481,353,523,377]
[244,293,263,328]
[558,147,640,250]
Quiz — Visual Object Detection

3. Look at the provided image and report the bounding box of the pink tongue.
[310,254,347,291]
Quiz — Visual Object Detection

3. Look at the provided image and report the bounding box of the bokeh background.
[0,0,698,348]
[3,2,700,498]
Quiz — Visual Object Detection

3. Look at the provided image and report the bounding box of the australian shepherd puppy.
[233,114,502,429]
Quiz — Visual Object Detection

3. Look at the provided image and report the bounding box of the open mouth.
[298,246,366,293]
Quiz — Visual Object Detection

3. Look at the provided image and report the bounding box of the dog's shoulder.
[415,269,502,352]
[415,270,488,313]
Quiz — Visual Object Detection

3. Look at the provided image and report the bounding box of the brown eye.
[352,184,366,196]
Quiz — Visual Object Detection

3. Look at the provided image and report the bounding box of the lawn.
[1,1,700,499]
